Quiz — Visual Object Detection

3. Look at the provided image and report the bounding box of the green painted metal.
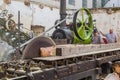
[72,8,93,44]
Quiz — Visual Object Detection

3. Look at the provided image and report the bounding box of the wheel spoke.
[78,25,87,39]
[84,16,89,23]
[85,24,91,30]
[82,10,84,22]
[77,18,82,24]
[76,18,82,28]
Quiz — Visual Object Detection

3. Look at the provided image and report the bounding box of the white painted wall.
[0,0,119,34]
[31,0,60,8]
[32,4,59,30]
[0,1,33,31]
[92,9,120,41]
[105,0,120,7]
[68,0,93,9]
[66,7,120,42]
[97,0,102,8]
[0,0,60,34]
[87,0,93,8]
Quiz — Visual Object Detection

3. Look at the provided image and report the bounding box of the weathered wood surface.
[56,43,120,56]
[34,43,120,61]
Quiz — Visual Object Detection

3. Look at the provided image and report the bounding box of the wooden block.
[40,46,56,57]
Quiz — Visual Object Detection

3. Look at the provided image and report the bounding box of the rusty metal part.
[0,46,120,80]
[22,36,56,59]
[6,19,16,31]
[52,28,74,44]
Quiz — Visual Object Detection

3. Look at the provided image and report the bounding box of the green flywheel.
[72,8,93,44]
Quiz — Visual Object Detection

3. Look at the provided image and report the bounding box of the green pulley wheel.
[72,8,93,44]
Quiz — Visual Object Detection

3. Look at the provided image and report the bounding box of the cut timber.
[56,43,120,56]
[40,46,56,57]
[33,43,120,61]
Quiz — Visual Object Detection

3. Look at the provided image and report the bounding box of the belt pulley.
[72,8,93,44]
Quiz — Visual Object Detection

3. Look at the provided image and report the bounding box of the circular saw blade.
[22,36,56,59]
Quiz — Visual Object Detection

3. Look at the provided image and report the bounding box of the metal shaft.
[15,11,21,59]
[18,11,20,49]
[60,0,67,28]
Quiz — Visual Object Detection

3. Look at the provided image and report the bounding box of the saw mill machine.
[0,10,31,47]
[0,0,120,80]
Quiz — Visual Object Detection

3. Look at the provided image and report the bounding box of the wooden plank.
[33,46,120,61]
[55,43,120,56]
